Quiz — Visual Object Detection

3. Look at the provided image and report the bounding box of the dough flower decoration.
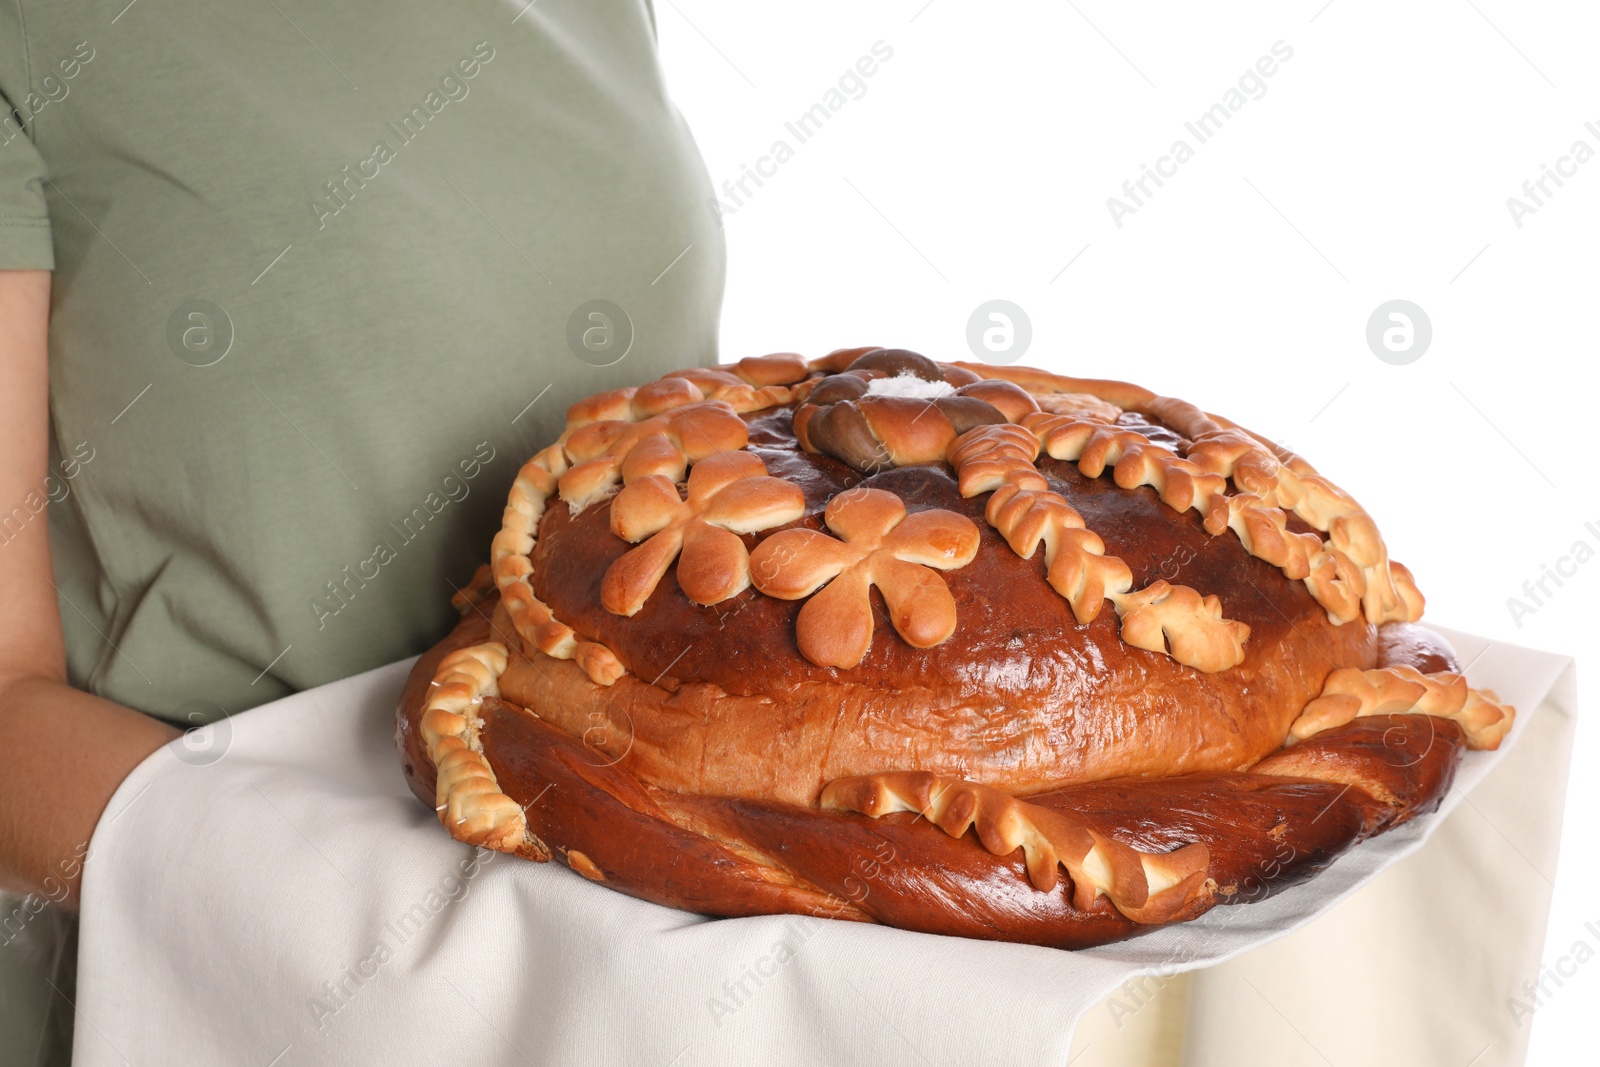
[600,451,807,616]
[793,347,1038,473]
[1108,580,1251,674]
[749,487,979,669]
[557,401,749,510]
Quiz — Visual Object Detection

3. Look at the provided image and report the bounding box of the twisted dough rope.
[419,642,540,854]
[947,424,1249,673]
[821,771,1213,924]
[1288,665,1515,750]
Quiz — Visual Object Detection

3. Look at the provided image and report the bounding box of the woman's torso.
[0,0,725,720]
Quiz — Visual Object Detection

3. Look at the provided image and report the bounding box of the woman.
[0,3,725,1061]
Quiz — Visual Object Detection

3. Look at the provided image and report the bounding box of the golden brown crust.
[478,691,871,920]
[396,349,1516,946]
[518,445,1372,803]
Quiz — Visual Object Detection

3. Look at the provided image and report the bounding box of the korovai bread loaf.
[395,347,1512,947]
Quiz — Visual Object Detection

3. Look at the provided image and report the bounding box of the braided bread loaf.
[395,349,1511,948]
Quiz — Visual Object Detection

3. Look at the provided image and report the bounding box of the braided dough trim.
[490,447,625,687]
[943,362,1157,410]
[939,365,1424,629]
[564,355,806,431]
[400,610,1482,945]
[420,641,544,855]
[1022,410,1418,627]
[947,424,1131,625]
[947,424,1247,672]
[1140,415,1423,628]
[1289,665,1515,750]
[821,771,1212,924]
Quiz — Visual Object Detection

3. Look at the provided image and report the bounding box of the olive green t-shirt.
[0,0,725,723]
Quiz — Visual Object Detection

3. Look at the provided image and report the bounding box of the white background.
[655,1,1596,1062]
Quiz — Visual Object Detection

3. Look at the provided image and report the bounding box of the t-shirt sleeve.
[0,27,55,270]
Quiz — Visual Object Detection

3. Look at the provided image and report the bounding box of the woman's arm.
[0,268,178,909]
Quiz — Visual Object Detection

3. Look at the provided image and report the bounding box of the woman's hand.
[0,269,179,910]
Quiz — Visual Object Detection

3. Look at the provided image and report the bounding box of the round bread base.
[397,594,1465,949]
